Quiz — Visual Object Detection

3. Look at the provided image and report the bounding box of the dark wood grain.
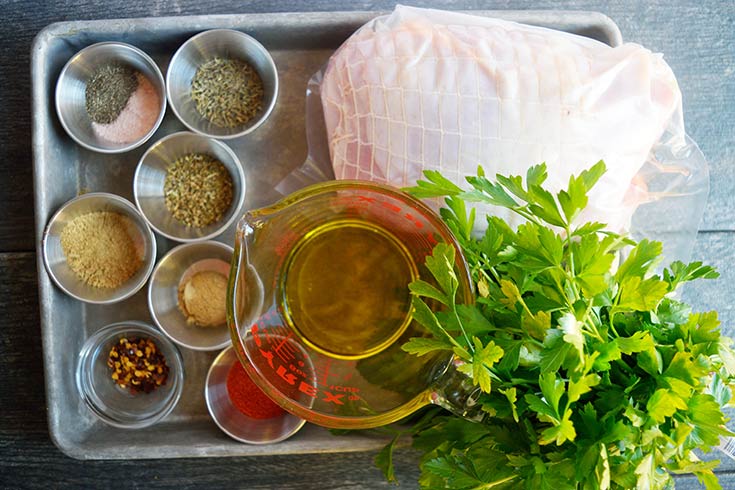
[3,1,735,488]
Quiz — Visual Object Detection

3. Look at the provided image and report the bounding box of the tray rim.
[31,8,622,460]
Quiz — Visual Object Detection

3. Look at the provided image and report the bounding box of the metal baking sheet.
[31,10,622,460]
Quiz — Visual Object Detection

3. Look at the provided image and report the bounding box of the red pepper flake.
[226,361,285,419]
[107,336,169,394]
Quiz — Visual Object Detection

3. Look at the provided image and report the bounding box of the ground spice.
[177,270,227,327]
[107,336,169,394]
[163,153,233,228]
[60,211,143,288]
[190,57,264,128]
[226,361,285,419]
[85,63,139,124]
[92,72,160,144]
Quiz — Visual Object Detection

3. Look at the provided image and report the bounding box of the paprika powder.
[226,361,285,419]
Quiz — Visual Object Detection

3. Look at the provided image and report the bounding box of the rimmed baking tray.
[31,10,622,460]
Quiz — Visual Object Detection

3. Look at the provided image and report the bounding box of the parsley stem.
[564,224,581,301]
[452,305,474,354]
[475,474,519,488]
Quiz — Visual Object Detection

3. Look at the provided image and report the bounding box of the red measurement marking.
[299,381,318,398]
[329,385,359,393]
[404,213,424,229]
[251,325,262,346]
[273,333,295,362]
[289,364,306,378]
[357,196,376,204]
[323,391,345,405]
[316,358,333,386]
[276,365,297,385]
[248,324,320,399]
[259,348,275,368]
[380,201,401,213]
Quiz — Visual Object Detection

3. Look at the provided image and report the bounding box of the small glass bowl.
[205,345,306,444]
[76,321,184,429]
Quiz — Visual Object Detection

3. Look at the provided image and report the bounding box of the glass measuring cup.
[228,180,478,429]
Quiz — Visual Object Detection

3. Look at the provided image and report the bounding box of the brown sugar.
[178,270,228,327]
[60,211,143,288]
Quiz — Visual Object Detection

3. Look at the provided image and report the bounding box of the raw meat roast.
[320,6,682,230]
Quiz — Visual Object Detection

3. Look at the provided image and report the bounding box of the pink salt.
[92,73,160,145]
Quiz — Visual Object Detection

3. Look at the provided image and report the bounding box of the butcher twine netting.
[278,6,708,267]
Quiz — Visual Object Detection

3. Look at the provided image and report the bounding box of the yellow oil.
[280,219,417,360]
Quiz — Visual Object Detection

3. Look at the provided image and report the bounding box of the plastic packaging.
[277,5,709,267]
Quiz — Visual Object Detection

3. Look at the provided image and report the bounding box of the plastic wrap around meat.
[319,6,690,233]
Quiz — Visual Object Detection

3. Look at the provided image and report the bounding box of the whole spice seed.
[226,361,285,419]
[190,57,264,128]
[85,63,139,124]
[107,336,169,394]
[164,153,234,228]
[60,211,143,289]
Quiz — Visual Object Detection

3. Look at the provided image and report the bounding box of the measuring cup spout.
[238,209,266,233]
[430,357,485,422]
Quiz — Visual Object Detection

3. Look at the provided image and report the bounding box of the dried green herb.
[164,153,234,228]
[190,57,264,128]
[85,63,139,124]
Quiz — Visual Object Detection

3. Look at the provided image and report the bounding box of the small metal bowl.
[133,131,246,242]
[148,241,233,351]
[42,192,157,304]
[55,42,166,153]
[166,29,278,139]
[205,346,306,444]
[76,321,184,429]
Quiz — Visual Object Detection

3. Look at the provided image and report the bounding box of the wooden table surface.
[2,0,733,488]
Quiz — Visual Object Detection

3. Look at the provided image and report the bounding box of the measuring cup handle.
[429,357,485,422]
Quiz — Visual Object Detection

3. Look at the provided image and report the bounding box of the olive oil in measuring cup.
[279,219,417,360]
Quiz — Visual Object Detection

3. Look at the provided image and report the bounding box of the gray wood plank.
[4,0,734,487]
[5,0,733,252]
[683,231,735,339]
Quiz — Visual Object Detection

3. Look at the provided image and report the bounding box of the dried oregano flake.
[164,153,234,228]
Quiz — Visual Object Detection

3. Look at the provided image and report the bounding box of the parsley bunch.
[380,162,735,489]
